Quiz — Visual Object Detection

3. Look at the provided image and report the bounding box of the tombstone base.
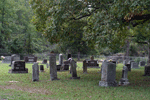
[70,77,80,79]
[32,79,39,82]
[8,68,28,73]
[99,81,118,87]
[119,78,130,86]
[50,78,60,81]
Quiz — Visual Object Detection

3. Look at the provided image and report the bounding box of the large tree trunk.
[124,40,130,60]
[148,43,150,64]
[77,51,80,61]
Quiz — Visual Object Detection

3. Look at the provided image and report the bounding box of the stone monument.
[32,62,39,81]
[143,64,150,76]
[49,52,59,81]
[139,61,146,66]
[119,66,130,85]
[40,65,44,72]
[131,62,139,69]
[99,60,117,87]
[8,61,28,73]
[70,60,80,79]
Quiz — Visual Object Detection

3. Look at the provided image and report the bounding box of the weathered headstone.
[70,60,80,79]
[49,53,59,81]
[40,65,44,72]
[126,63,131,71]
[99,60,117,87]
[143,65,150,76]
[8,61,28,73]
[59,54,63,65]
[2,56,11,63]
[10,54,20,66]
[32,62,39,81]
[139,61,146,66]
[24,55,37,63]
[131,62,139,69]
[119,66,130,85]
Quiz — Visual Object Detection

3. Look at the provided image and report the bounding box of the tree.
[30,0,150,59]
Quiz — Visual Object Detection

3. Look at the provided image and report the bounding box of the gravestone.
[131,62,139,69]
[143,65,150,76]
[24,55,37,63]
[8,61,28,73]
[70,60,80,79]
[123,60,128,65]
[83,60,87,73]
[59,54,63,65]
[126,63,131,71]
[10,54,20,66]
[41,59,47,64]
[49,53,59,81]
[63,60,70,70]
[1,56,11,63]
[32,62,39,81]
[99,60,117,87]
[56,65,61,71]
[139,61,146,66]
[67,54,72,59]
[119,66,130,85]
[40,65,44,72]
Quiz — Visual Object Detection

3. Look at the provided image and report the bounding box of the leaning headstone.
[32,62,39,81]
[40,65,44,72]
[99,60,117,87]
[119,66,130,85]
[131,62,139,69]
[2,56,11,63]
[70,60,80,79]
[49,52,59,81]
[8,61,28,73]
[139,61,146,66]
[143,65,150,76]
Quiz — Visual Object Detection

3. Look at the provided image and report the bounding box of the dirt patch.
[0,83,53,95]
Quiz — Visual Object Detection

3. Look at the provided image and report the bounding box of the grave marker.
[131,62,139,69]
[99,60,117,87]
[8,61,28,73]
[70,60,80,79]
[139,61,146,66]
[2,56,11,63]
[49,53,59,81]
[32,62,39,81]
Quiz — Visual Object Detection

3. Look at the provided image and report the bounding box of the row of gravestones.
[8,53,80,81]
[123,60,146,67]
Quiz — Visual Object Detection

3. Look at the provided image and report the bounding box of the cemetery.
[0,0,150,99]
[0,54,150,99]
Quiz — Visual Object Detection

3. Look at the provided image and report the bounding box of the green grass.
[0,62,150,100]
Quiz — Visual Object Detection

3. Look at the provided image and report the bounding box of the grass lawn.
[0,61,150,100]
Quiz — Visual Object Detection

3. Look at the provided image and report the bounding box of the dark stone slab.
[8,61,28,73]
[83,60,87,73]
[24,56,37,63]
[40,65,44,72]
[139,61,146,66]
[41,59,47,64]
[56,65,61,71]
[143,65,150,76]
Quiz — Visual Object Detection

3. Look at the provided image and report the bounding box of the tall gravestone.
[70,60,80,79]
[59,54,63,65]
[49,53,59,81]
[99,60,117,87]
[83,60,87,73]
[119,66,130,85]
[32,62,39,81]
